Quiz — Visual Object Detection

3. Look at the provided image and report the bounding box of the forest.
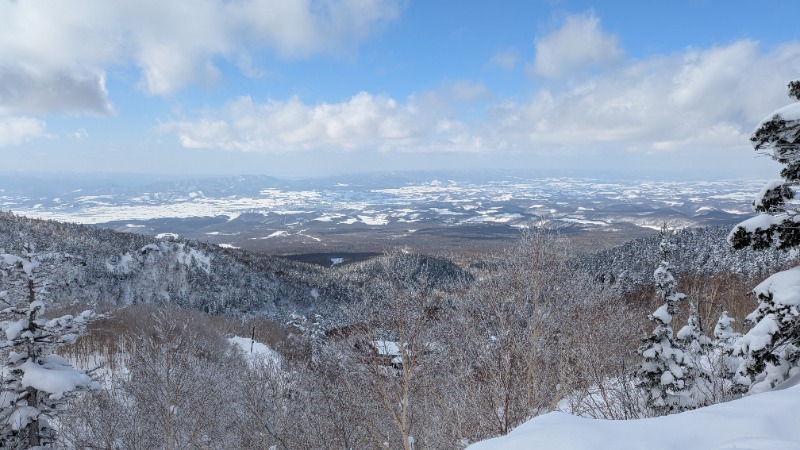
[0,210,791,449]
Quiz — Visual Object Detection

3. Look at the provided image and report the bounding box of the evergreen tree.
[287,312,325,366]
[638,226,694,414]
[0,244,97,447]
[712,311,742,394]
[713,311,740,345]
[728,80,800,393]
[676,302,712,407]
[677,302,713,357]
[733,268,800,393]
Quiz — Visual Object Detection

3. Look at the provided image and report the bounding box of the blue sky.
[1,0,799,178]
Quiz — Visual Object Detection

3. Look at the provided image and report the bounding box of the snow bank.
[228,336,281,366]
[371,340,402,356]
[467,384,800,450]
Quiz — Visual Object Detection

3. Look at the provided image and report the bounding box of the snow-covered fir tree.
[733,268,800,393]
[638,226,695,415]
[714,311,739,344]
[728,79,800,393]
[676,302,712,407]
[677,302,713,357]
[0,244,97,448]
[712,311,742,395]
[287,312,325,366]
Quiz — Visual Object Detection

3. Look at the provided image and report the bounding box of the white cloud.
[70,129,89,140]
[530,12,624,78]
[487,49,519,71]
[162,40,800,163]
[163,92,477,153]
[163,90,509,154]
[514,41,800,153]
[0,117,47,147]
[0,66,113,116]
[0,0,403,105]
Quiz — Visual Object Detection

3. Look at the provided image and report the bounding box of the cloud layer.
[0,67,113,116]
[165,38,800,159]
[2,6,799,176]
[0,0,402,103]
[163,93,473,154]
[0,0,402,148]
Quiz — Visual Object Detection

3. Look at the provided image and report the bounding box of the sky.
[1,0,800,179]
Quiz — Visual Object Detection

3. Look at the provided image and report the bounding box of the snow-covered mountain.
[0,211,469,325]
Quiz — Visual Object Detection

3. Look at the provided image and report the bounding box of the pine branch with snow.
[728,80,800,395]
[733,266,800,394]
[0,244,99,448]
[677,302,713,357]
[729,80,800,251]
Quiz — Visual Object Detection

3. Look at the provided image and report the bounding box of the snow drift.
[467,383,800,450]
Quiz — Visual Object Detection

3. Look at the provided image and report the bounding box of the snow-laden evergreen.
[580,225,792,290]
[728,80,800,394]
[713,311,742,375]
[638,227,695,414]
[714,311,740,345]
[0,244,98,447]
[734,266,800,393]
[677,302,713,357]
[676,301,713,407]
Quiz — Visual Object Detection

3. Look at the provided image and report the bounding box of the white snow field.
[467,383,800,450]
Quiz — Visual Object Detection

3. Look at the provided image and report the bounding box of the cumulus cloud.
[0,117,47,147]
[530,12,624,78]
[163,92,481,153]
[515,41,800,153]
[0,67,113,116]
[163,40,800,161]
[0,0,403,106]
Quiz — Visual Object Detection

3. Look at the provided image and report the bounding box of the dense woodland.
[0,208,791,449]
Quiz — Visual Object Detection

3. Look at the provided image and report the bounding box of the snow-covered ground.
[467,384,800,450]
[228,336,281,366]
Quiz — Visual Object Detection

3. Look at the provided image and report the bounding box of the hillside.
[0,211,339,320]
[578,225,796,289]
[0,211,472,326]
[1,212,792,321]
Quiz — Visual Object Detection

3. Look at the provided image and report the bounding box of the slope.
[468,382,800,450]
